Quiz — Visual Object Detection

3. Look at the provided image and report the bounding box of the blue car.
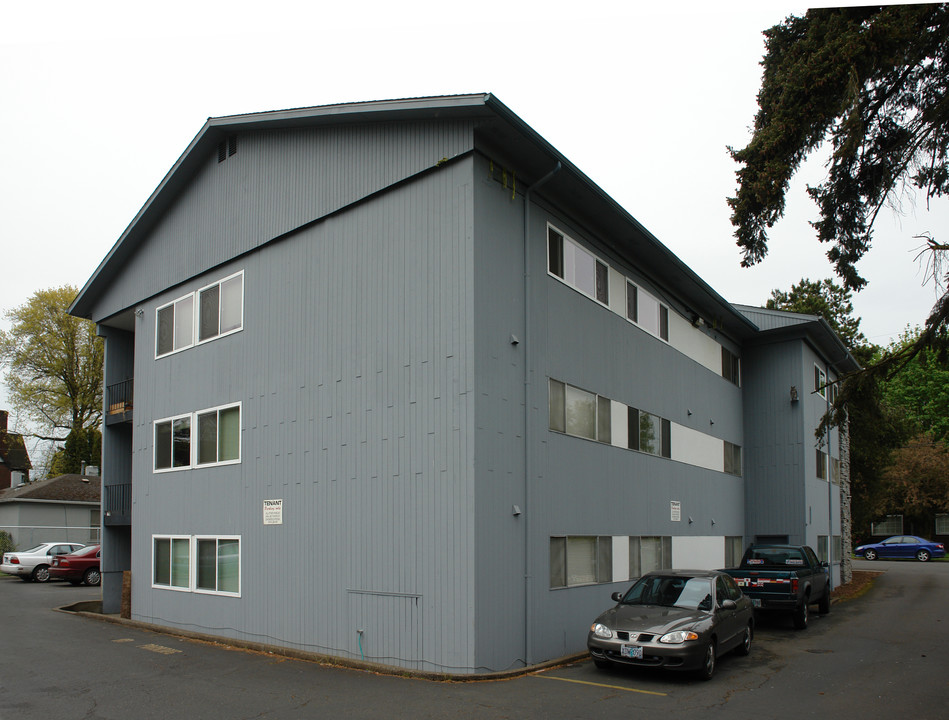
[855,535,945,562]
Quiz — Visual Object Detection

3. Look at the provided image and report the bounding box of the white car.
[1,542,86,582]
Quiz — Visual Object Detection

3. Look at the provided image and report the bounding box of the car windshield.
[621,575,713,611]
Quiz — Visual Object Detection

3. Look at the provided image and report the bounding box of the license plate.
[752,598,762,608]
[621,645,643,659]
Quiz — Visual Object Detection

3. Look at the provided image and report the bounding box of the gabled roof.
[0,430,31,471]
[734,305,861,375]
[69,93,757,340]
[0,474,100,503]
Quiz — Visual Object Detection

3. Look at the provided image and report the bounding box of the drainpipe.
[825,361,834,592]
[523,161,561,667]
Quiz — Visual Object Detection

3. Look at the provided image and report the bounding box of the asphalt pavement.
[1,560,946,719]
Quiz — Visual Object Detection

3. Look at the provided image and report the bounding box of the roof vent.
[217,135,238,163]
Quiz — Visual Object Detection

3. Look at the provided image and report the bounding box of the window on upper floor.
[722,348,740,386]
[816,448,829,480]
[724,442,742,476]
[156,271,244,358]
[547,226,608,305]
[815,365,827,398]
[155,403,241,472]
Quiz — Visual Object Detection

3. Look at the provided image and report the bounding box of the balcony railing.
[104,482,132,525]
[106,379,133,424]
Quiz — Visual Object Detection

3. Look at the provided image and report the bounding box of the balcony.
[106,379,133,425]
[103,482,132,526]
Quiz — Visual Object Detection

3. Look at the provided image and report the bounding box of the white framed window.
[815,365,827,398]
[195,536,241,596]
[154,412,192,471]
[198,271,244,344]
[549,536,612,588]
[196,404,242,466]
[157,271,244,358]
[153,535,192,591]
[153,535,241,596]
[155,403,241,472]
[156,294,195,357]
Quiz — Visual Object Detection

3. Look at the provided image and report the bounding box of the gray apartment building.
[69,94,857,674]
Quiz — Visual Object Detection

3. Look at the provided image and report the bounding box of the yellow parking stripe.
[531,673,668,696]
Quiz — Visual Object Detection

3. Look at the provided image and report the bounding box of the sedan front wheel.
[697,641,716,680]
[863,549,877,561]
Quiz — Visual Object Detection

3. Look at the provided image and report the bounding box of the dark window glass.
[549,380,565,433]
[154,538,170,584]
[548,228,564,278]
[199,285,220,342]
[197,411,218,465]
[626,282,638,322]
[596,536,613,583]
[157,305,174,356]
[596,395,611,444]
[197,539,217,590]
[172,417,191,468]
[155,422,172,470]
[659,305,669,341]
[661,418,671,458]
[595,261,608,304]
[628,406,640,451]
[549,537,566,588]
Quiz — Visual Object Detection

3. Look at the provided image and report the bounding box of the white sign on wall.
[263,499,283,525]
[670,501,681,522]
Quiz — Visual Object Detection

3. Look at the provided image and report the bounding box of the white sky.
[1,0,945,429]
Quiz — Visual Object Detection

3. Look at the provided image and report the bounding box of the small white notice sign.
[263,499,283,525]
[670,501,681,522]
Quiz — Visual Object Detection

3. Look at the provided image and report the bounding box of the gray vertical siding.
[129,158,476,672]
[91,121,477,321]
[469,155,746,667]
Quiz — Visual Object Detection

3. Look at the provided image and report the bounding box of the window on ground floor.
[629,536,672,579]
[549,536,612,588]
[725,536,744,567]
[154,535,240,596]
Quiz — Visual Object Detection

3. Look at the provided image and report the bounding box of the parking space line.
[531,673,668,696]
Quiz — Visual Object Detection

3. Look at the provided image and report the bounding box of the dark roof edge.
[734,304,861,374]
[481,95,757,337]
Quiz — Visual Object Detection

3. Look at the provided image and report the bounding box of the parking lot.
[1,560,946,720]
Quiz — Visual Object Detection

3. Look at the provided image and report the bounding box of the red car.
[49,545,101,586]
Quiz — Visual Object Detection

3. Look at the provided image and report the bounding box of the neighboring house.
[0,410,31,490]
[69,94,858,674]
[0,474,101,549]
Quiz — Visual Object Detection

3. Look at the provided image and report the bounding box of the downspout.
[523,161,561,667]
[825,360,834,592]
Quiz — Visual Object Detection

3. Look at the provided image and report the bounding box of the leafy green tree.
[767,278,874,364]
[49,426,102,477]
[881,326,949,443]
[730,5,949,380]
[0,286,103,443]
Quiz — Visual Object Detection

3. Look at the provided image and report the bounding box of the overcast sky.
[1,1,945,431]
